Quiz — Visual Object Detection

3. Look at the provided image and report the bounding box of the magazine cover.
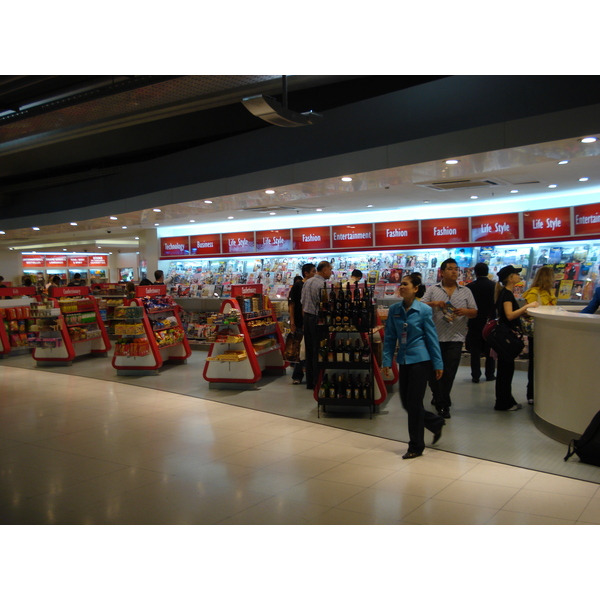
[549,247,562,262]
[570,280,584,300]
[367,270,379,285]
[373,284,386,299]
[454,248,473,267]
[564,263,580,280]
[388,269,403,283]
[553,263,567,279]
[221,284,232,298]
[557,280,574,300]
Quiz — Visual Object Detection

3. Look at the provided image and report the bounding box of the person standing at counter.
[581,285,600,314]
[422,258,477,419]
[494,266,539,411]
[300,260,332,390]
[382,273,445,459]
[523,266,556,404]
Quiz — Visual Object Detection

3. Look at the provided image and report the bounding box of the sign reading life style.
[159,203,600,258]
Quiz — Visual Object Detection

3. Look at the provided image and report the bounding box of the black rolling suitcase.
[564,410,600,467]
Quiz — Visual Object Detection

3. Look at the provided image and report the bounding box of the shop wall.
[0,250,22,286]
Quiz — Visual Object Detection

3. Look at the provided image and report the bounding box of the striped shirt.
[421,282,477,342]
[301,273,327,315]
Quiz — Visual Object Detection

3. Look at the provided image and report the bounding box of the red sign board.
[89,255,108,267]
[332,223,374,249]
[421,218,469,245]
[0,287,36,297]
[22,255,45,268]
[231,284,263,297]
[190,234,221,255]
[161,236,190,256]
[471,213,520,242]
[255,229,292,252]
[292,226,331,251]
[222,231,255,254]
[523,207,571,239]
[45,255,68,267]
[136,285,166,297]
[374,220,419,246]
[50,286,90,297]
[68,256,89,268]
[574,203,600,236]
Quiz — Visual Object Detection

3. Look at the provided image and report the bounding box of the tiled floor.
[1,365,598,525]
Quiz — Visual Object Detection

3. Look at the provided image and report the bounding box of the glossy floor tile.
[0,364,599,525]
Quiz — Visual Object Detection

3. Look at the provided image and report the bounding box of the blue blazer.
[383,300,443,370]
[581,286,600,314]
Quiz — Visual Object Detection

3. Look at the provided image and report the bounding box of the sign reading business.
[190,234,221,255]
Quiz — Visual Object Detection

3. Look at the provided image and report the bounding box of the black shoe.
[437,408,450,419]
[472,378,480,383]
[432,422,445,445]
[486,376,496,381]
[402,451,422,459]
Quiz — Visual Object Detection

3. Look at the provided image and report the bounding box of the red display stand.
[203,288,287,388]
[0,287,37,357]
[32,286,111,365]
[112,285,191,374]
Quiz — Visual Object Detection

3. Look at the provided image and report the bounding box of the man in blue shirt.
[581,285,600,314]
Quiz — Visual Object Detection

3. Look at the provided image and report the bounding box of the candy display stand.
[112,285,191,375]
[203,284,287,389]
[0,286,37,357]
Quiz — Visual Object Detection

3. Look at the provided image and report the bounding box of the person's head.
[73,273,81,280]
[125,282,135,293]
[473,262,489,278]
[317,260,332,280]
[23,277,32,286]
[440,258,460,284]
[52,275,61,286]
[497,265,522,287]
[154,270,164,282]
[0,276,4,284]
[301,263,316,279]
[350,269,363,283]
[530,265,555,293]
[139,278,152,285]
[293,275,303,284]
[400,273,426,301]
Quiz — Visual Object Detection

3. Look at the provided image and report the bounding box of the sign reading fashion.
[292,226,331,251]
[421,218,469,244]
[374,220,419,246]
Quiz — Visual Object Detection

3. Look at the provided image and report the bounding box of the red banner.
[161,236,190,256]
[292,226,331,251]
[523,207,571,239]
[331,223,374,249]
[22,255,45,268]
[45,255,68,267]
[136,285,166,297]
[0,286,36,297]
[50,286,90,297]
[89,255,108,267]
[471,213,520,242]
[190,234,221,255]
[421,218,469,245]
[68,256,89,268]
[256,229,292,252]
[574,203,600,236]
[374,220,419,246]
[222,231,255,254]
[231,284,263,297]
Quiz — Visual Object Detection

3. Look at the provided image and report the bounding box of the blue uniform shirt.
[581,286,600,314]
[382,299,443,370]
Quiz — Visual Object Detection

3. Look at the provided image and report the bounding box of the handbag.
[284,331,302,362]
[482,318,497,341]
[487,321,524,361]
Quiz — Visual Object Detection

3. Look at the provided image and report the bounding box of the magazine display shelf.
[32,286,111,365]
[203,288,287,389]
[111,285,191,375]
[0,287,37,357]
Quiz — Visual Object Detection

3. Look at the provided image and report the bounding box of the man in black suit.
[466,262,496,383]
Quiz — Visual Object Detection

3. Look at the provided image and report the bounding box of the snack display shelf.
[0,287,38,357]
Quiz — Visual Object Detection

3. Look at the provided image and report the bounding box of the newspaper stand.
[0,286,37,357]
[112,284,191,375]
[203,284,287,389]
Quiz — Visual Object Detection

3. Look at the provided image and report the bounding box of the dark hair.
[474,262,489,277]
[73,273,81,279]
[301,263,316,277]
[139,278,152,285]
[293,275,303,284]
[351,269,362,279]
[317,260,331,272]
[52,275,61,285]
[154,270,164,280]
[23,277,32,286]
[403,273,426,298]
[440,258,458,271]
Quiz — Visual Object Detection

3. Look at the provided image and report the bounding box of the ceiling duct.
[418,177,510,191]
[240,205,315,213]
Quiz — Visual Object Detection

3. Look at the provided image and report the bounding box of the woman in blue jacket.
[382,273,445,459]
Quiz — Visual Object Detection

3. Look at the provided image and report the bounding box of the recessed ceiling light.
[9,247,13,250]
[579,177,589,182]
[423,200,431,204]
[153,208,161,212]
[341,177,353,182]
[63,249,67,251]
[190,220,195,223]
[154,223,159,227]
[204,200,213,204]
[510,190,519,194]
[97,247,101,249]
[265,189,275,194]
[581,137,597,143]
[70,222,77,226]
[470,195,478,199]
[548,184,557,188]
[269,212,276,215]
[228,216,234,219]
[32,227,40,230]
[134,237,139,240]
[445,159,460,165]
[367,204,373,208]
[316,208,323,212]
[122,226,128,229]
[110,216,118,220]
[0,231,5,235]
[136,252,140,255]
[558,160,569,165]
[109,252,113,255]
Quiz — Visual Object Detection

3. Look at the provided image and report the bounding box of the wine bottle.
[362,374,371,400]
[337,373,345,399]
[329,375,337,399]
[353,338,362,362]
[327,338,335,363]
[346,374,353,399]
[344,338,352,362]
[329,284,336,305]
[336,338,344,363]
[318,374,328,399]
[354,374,362,399]
[319,339,328,363]
[362,342,370,363]
[353,282,360,302]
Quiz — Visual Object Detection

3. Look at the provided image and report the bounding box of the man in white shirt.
[422,258,477,418]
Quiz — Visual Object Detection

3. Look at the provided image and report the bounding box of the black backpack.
[564,410,600,467]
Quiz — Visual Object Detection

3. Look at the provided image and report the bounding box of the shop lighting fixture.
[579,177,589,182]
[134,237,139,240]
[122,226,127,229]
[97,247,101,249]
[367,204,373,208]
[581,137,597,143]
[445,159,459,165]
[204,200,213,204]
[70,222,77,226]
[110,216,118,220]
[32,227,40,230]
[153,209,161,212]
[265,190,275,195]
[269,212,276,215]
[190,220,195,223]
[341,177,353,182]
[63,248,67,251]
[9,247,13,250]
[548,184,557,188]
[0,231,5,235]
[558,160,569,165]
[154,223,159,226]
[228,216,234,219]
[423,200,431,204]
[510,190,519,193]
[470,196,478,199]
[316,209,323,212]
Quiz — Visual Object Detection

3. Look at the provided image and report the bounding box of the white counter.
[528,306,600,443]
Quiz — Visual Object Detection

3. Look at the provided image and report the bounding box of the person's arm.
[455,289,478,318]
[503,300,538,321]
[288,300,297,332]
[422,310,444,380]
[421,287,445,309]
[381,309,398,375]
[581,287,600,314]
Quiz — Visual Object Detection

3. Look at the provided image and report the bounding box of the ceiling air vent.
[418,177,509,191]
[240,205,315,213]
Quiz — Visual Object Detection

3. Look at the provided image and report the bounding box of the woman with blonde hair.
[523,266,556,404]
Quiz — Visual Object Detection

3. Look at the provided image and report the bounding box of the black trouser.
[495,354,517,410]
[428,341,463,410]
[399,361,445,454]
[526,336,534,401]
[303,313,318,389]
[466,327,495,381]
